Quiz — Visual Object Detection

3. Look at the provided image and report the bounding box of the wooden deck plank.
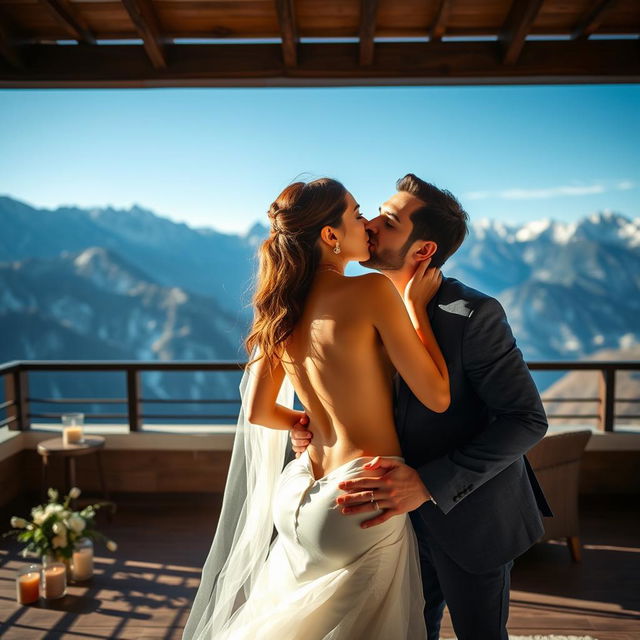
[1,494,638,638]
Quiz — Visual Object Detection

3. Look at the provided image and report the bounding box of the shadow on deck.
[0,493,638,640]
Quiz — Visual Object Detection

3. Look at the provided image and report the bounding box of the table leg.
[96,451,110,501]
[95,450,114,520]
[41,454,49,502]
[67,457,77,508]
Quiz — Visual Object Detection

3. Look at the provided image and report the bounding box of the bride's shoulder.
[350,271,395,285]
[347,272,397,299]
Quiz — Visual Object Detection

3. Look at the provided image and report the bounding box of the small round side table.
[37,436,115,517]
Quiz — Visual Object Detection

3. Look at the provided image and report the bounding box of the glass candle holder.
[72,538,94,581]
[62,412,84,446]
[42,561,67,600]
[16,564,41,604]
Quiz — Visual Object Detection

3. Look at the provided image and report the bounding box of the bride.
[183,178,450,640]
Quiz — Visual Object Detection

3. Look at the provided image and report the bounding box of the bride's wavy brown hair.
[246,178,347,362]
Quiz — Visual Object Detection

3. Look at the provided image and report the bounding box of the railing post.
[4,372,18,430]
[4,368,30,430]
[126,369,141,432]
[599,366,616,432]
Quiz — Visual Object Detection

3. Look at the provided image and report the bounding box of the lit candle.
[16,565,40,604]
[63,426,84,446]
[42,563,66,600]
[72,541,94,581]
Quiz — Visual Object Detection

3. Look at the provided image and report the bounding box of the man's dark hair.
[397,173,469,268]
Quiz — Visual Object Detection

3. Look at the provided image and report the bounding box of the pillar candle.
[72,546,94,581]
[63,426,83,446]
[43,564,66,599]
[16,568,40,604]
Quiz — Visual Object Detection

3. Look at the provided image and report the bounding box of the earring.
[333,242,341,255]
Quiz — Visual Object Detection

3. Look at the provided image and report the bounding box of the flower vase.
[42,553,73,582]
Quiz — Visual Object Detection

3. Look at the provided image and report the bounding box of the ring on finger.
[374,500,379,510]
[368,490,375,503]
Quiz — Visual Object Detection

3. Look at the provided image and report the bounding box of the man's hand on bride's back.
[290,414,311,457]
[336,457,433,528]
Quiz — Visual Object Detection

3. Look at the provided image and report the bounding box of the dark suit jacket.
[396,276,553,575]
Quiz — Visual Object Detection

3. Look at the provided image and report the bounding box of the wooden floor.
[1,493,638,640]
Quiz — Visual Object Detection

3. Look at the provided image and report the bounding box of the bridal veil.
[182,354,294,640]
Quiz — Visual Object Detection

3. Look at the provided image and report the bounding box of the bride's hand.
[289,414,311,458]
[403,258,442,310]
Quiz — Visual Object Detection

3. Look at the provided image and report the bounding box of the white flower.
[31,507,46,526]
[44,504,63,517]
[106,540,118,552]
[47,488,59,502]
[10,517,28,529]
[69,487,81,499]
[52,533,68,549]
[52,521,67,536]
[67,516,86,534]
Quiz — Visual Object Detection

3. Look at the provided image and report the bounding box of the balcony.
[1,359,639,639]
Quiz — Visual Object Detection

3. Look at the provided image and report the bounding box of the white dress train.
[199,450,427,640]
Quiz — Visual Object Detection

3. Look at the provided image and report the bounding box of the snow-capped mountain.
[445,211,640,361]
[0,195,259,316]
[0,195,638,392]
[0,245,244,402]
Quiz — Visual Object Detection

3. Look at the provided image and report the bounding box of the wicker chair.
[526,429,592,562]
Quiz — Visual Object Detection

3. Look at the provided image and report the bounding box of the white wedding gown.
[206,450,427,640]
[183,364,427,640]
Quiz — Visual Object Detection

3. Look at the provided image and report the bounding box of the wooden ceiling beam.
[1,40,638,87]
[499,0,544,65]
[0,17,24,69]
[359,0,379,66]
[121,0,167,70]
[430,0,453,42]
[275,0,298,67]
[39,0,95,45]
[572,0,619,40]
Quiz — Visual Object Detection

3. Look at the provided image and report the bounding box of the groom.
[292,174,553,640]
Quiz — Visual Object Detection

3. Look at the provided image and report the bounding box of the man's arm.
[417,297,548,514]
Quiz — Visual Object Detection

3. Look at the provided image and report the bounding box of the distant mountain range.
[446,212,640,360]
[0,194,638,405]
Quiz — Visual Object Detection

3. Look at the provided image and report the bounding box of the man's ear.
[414,241,438,263]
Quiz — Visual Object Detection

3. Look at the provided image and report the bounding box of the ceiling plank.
[1,40,637,87]
[572,0,619,40]
[499,0,544,65]
[359,0,379,66]
[39,0,95,45]
[275,0,298,67]
[430,0,453,42]
[121,0,167,70]
[0,17,24,69]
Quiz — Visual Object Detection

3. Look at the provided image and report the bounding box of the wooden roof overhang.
[0,0,638,88]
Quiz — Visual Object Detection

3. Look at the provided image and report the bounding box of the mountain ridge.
[1,194,638,366]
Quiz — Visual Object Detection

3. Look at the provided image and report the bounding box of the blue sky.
[0,84,638,233]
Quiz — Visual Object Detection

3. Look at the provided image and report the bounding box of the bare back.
[283,273,400,480]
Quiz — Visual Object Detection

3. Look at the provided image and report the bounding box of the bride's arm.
[402,261,448,384]
[246,354,306,429]
[367,269,450,413]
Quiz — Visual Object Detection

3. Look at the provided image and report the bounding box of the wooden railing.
[1,360,638,433]
[527,361,639,432]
